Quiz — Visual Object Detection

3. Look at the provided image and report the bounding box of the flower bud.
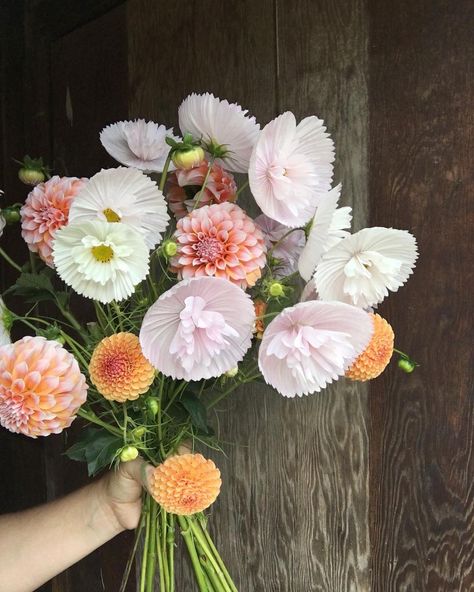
[398,358,416,373]
[18,167,45,186]
[162,239,178,258]
[120,445,139,462]
[146,396,159,417]
[172,146,206,170]
[1,207,21,224]
[132,426,146,440]
[268,281,284,297]
[225,366,238,378]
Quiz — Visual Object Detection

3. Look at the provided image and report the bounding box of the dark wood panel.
[276,1,370,589]
[369,1,474,590]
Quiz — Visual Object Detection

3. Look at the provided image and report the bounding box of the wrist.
[90,478,126,539]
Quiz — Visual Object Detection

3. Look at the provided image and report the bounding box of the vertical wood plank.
[369,1,474,590]
[276,1,370,590]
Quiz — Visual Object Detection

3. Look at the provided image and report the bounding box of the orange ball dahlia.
[0,336,88,438]
[89,332,155,402]
[345,313,394,381]
[20,175,87,266]
[150,453,222,515]
[170,202,266,289]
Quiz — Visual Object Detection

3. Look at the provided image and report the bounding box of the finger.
[119,457,154,492]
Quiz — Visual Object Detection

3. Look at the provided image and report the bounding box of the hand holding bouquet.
[0,92,418,591]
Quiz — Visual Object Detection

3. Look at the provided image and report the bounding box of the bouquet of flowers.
[0,92,418,591]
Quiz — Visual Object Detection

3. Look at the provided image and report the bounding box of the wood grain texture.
[128,1,369,590]
[368,1,474,590]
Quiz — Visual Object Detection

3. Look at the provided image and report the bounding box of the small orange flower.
[346,313,394,381]
[150,453,221,515]
[254,299,267,339]
[89,332,155,402]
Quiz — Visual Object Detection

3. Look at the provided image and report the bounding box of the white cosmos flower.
[100,119,179,173]
[0,298,11,346]
[298,184,352,281]
[249,112,335,227]
[52,220,149,303]
[178,93,260,173]
[68,167,169,249]
[314,227,418,308]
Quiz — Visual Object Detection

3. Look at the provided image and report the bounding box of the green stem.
[199,555,224,592]
[394,348,409,358]
[55,301,85,336]
[112,300,125,331]
[187,518,231,591]
[77,408,122,437]
[198,517,238,592]
[178,515,209,592]
[193,159,214,209]
[140,496,151,592]
[267,228,302,259]
[156,513,166,592]
[235,180,249,197]
[159,152,173,192]
[120,512,145,592]
[0,247,22,272]
[168,514,175,592]
[145,498,158,591]
[161,509,170,590]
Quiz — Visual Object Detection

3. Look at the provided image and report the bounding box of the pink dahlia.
[258,301,373,397]
[255,214,306,278]
[21,175,87,266]
[170,202,266,289]
[139,277,255,381]
[167,160,237,219]
[0,336,88,438]
[249,112,335,227]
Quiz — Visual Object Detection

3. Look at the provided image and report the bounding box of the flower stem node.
[162,239,178,258]
[146,396,160,417]
[398,357,416,373]
[268,281,285,298]
[224,366,239,378]
[120,445,139,462]
[172,146,206,171]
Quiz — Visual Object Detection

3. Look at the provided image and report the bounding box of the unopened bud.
[132,426,146,440]
[398,358,416,373]
[2,207,21,224]
[146,397,159,417]
[120,445,139,462]
[162,239,178,258]
[172,146,206,170]
[268,281,284,297]
[18,167,45,186]
[225,366,238,378]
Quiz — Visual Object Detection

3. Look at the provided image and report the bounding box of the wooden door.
[0,1,472,590]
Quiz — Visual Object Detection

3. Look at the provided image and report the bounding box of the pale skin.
[0,458,153,592]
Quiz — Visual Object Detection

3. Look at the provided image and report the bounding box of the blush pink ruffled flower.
[258,301,373,397]
[139,277,255,381]
[167,161,237,219]
[0,336,88,438]
[21,175,87,266]
[170,202,266,289]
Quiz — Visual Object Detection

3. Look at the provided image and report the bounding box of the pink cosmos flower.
[100,119,180,173]
[255,214,306,278]
[178,93,260,173]
[167,161,237,219]
[139,277,255,381]
[0,336,88,437]
[169,202,266,289]
[21,175,87,266]
[249,112,335,227]
[258,301,373,397]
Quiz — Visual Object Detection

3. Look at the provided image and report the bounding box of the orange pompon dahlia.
[0,336,87,438]
[345,313,394,381]
[150,453,222,515]
[89,332,155,402]
[254,299,267,339]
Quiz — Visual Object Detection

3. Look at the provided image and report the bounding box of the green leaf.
[4,271,57,304]
[179,391,209,434]
[65,427,123,477]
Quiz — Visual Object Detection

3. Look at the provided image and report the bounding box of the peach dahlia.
[169,202,266,289]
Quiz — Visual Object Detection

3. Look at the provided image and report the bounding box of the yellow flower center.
[91,244,114,263]
[103,208,121,223]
